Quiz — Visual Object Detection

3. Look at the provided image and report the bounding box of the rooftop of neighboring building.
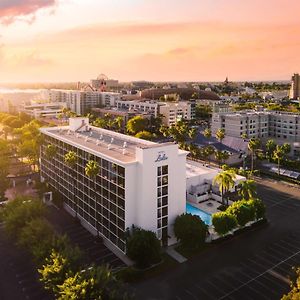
[194,132,248,154]
[141,88,220,101]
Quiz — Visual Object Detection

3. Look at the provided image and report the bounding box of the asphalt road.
[133,179,300,300]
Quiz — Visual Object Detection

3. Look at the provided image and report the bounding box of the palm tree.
[85,160,100,189]
[215,129,225,143]
[238,179,257,200]
[114,116,124,132]
[213,170,236,205]
[188,127,197,140]
[273,145,285,175]
[214,150,230,167]
[45,144,57,160]
[248,138,260,171]
[205,145,215,165]
[64,151,78,217]
[203,128,212,139]
[240,133,248,140]
[266,139,276,162]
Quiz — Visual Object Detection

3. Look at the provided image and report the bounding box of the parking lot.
[135,179,300,300]
[46,206,127,272]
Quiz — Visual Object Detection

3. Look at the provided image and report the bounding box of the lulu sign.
[155,151,168,162]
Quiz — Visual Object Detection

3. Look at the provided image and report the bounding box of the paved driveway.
[134,179,300,300]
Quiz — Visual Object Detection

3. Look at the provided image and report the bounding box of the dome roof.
[97,74,109,80]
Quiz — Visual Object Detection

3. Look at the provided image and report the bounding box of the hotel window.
[157,165,169,246]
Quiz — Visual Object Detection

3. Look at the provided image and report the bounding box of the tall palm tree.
[205,145,215,165]
[213,170,236,205]
[114,116,124,132]
[215,129,225,143]
[248,138,260,171]
[188,127,197,140]
[203,128,212,139]
[214,150,230,167]
[273,145,285,175]
[238,179,257,200]
[64,151,78,217]
[266,139,276,162]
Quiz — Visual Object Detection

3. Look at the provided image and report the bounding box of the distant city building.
[20,102,67,119]
[141,88,220,101]
[289,73,300,100]
[116,99,159,117]
[159,101,195,126]
[39,89,121,115]
[212,110,300,155]
[90,74,119,91]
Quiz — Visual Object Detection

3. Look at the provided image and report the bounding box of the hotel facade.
[40,118,187,253]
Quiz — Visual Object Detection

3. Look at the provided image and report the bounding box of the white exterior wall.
[133,144,187,245]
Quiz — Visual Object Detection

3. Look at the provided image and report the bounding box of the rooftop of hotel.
[40,119,179,164]
[186,160,219,179]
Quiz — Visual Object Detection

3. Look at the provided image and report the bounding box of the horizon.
[0,1,299,82]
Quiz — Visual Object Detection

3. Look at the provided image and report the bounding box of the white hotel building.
[40,118,187,252]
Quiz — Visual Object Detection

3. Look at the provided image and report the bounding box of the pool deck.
[188,199,234,215]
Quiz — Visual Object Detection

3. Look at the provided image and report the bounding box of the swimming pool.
[186,203,212,225]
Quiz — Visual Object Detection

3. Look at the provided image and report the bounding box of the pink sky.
[0,0,299,82]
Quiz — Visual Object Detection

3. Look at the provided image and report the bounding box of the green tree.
[273,145,285,175]
[18,218,54,263]
[188,127,197,140]
[126,116,148,135]
[247,198,266,220]
[215,128,225,143]
[174,213,207,249]
[39,250,71,296]
[248,138,261,171]
[214,150,230,167]
[135,130,154,140]
[2,197,45,239]
[213,170,236,205]
[204,145,215,164]
[159,125,169,137]
[282,267,300,300]
[212,212,237,235]
[266,139,276,161]
[240,133,248,140]
[64,151,77,168]
[114,116,124,132]
[227,200,256,227]
[85,160,100,179]
[203,128,212,139]
[45,144,57,160]
[238,179,257,200]
[127,228,161,268]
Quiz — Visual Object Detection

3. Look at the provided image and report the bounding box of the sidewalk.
[165,245,187,263]
[5,182,38,201]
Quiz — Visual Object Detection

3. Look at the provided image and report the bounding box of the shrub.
[212,212,237,235]
[226,200,255,227]
[17,218,55,264]
[247,198,266,220]
[2,197,45,239]
[127,228,162,268]
[174,213,207,249]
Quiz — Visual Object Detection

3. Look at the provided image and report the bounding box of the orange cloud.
[0,0,57,25]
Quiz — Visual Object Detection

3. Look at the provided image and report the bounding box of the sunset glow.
[0,0,299,82]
